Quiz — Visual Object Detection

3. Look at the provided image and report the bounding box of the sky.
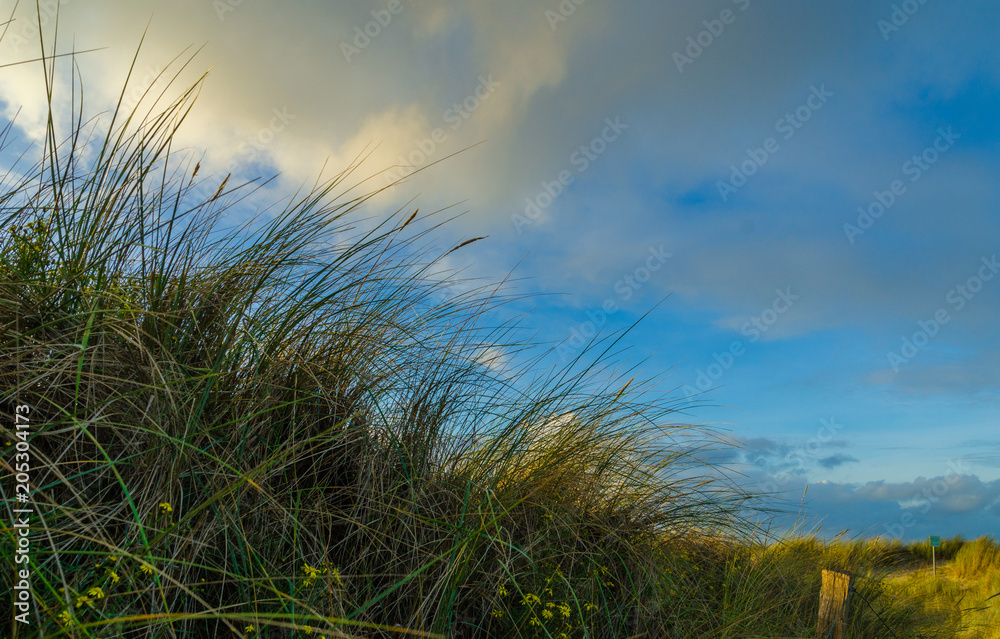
[1,0,997,541]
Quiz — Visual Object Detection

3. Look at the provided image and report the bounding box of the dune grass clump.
[0,42,760,638]
[950,536,1000,581]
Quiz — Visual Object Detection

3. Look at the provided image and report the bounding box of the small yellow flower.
[496,584,508,596]
[529,616,541,626]
[244,624,255,633]
[559,602,571,618]
[584,603,598,612]
[159,502,173,514]
[108,555,118,562]
[75,595,93,608]
[491,609,504,618]
[303,563,322,587]
[106,569,120,584]
[521,593,541,606]
[139,563,154,575]
[330,567,343,587]
[58,610,75,627]
[302,625,313,634]
[303,564,321,578]
[87,586,105,599]
[542,609,554,620]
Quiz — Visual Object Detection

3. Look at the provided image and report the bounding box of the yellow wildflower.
[106,569,120,584]
[529,616,541,626]
[244,624,255,633]
[302,626,313,634]
[158,502,173,514]
[491,609,504,618]
[542,609,554,620]
[87,586,105,599]
[521,593,541,605]
[303,564,321,578]
[303,563,321,587]
[139,563,154,575]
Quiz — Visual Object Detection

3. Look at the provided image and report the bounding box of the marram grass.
[0,25,990,639]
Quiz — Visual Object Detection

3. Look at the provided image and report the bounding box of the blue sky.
[1,0,997,541]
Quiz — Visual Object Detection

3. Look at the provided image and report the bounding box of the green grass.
[0,25,995,639]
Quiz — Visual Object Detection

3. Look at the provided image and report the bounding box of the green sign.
[930,536,941,547]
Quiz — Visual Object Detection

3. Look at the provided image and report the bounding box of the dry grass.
[891,537,1000,639]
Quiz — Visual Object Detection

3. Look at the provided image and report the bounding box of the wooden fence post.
[815,569,853,639]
